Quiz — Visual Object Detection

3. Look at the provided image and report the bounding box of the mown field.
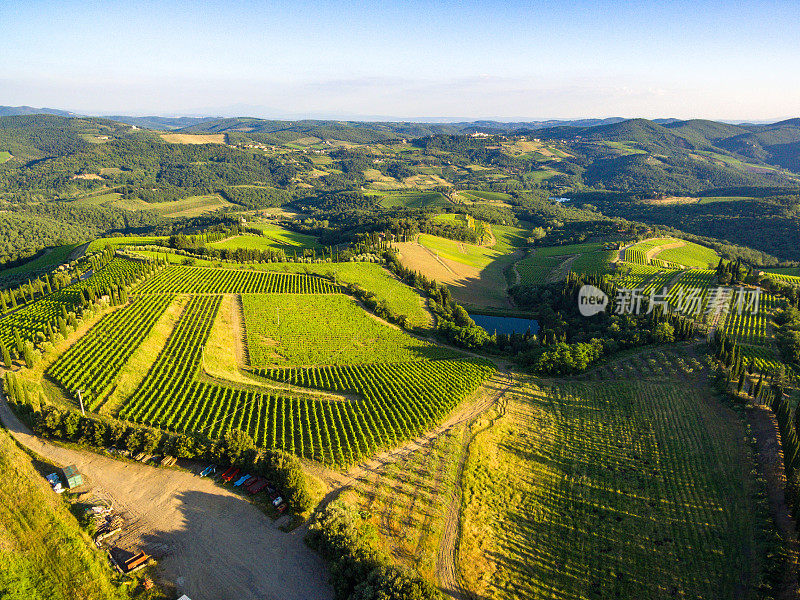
[460,377,766,600]
[400,224,528,308]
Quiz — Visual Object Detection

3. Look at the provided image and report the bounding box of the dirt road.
[0,396,332,600]
[436,372,513,598]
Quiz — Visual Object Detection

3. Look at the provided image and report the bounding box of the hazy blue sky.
[1,0,798,120]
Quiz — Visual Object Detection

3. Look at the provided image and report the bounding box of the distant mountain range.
[2,106,800,191]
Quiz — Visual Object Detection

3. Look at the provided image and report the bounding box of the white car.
[272,496,283,507]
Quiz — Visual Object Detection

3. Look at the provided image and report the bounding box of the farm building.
[62,464,83,489]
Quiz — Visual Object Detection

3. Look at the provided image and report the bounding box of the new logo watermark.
[578,285,609,316]
[577,284,762,317]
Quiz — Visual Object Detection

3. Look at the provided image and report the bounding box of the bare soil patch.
[160,133,226,145]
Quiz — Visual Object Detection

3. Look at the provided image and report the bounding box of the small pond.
[469,313,540,336]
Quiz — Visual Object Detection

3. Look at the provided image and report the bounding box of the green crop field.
[14,256,487,465]
[242,294,454,366]
[148,194,235,218]
[657,241,719,269]
[460,378,765,600]
[721,292,778,346]
[0,257,159,349]
[127,256,431,327]
[48,294,175,409]
[136,265,338,294]
[458,190,511,202]
[517,243,613,284]
[624,237,719,269]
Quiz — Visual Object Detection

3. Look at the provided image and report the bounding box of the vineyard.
[721,292,778,345]
[0,257,159,348]
[241,294,457,366]
[460,379,765,600]
[136,265,338,295]
[622,246,648,265]
[112,294,494,464]
[622,237,719,269]
[516,243,613,284]
[47,294,175,410]
[657,241,720,269]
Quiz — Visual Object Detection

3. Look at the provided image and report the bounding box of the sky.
[1,0,798,121]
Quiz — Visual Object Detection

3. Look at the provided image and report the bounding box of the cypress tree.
[13,329,23,354]
[0,343,11,369]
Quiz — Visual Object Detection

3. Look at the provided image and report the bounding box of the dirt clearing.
[0,397,332,600]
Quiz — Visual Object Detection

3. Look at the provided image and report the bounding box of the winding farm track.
[435,371,513,598]
[0,388,333,600]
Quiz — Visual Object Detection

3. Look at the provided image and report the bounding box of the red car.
[246,478,269,495]
[220,467,240,483]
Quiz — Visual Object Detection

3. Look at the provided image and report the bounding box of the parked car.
[233,474,252,487]
[272,496,283,507]
[45,473,64,494]
[199,465,216,477]
[220,467,240,483]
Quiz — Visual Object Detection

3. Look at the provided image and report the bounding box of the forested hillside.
[1,112,800,270]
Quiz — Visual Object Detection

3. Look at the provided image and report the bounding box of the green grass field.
[418,224,527,270]
[0,151,13,163]
[214,223,321,251]
[418,234,496,269]
[86,236,166,253]
[242,294,452,366]
[0,426,138,600]
[375,191,451,209]
[0,243,82,282]
[460,377,765,600]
